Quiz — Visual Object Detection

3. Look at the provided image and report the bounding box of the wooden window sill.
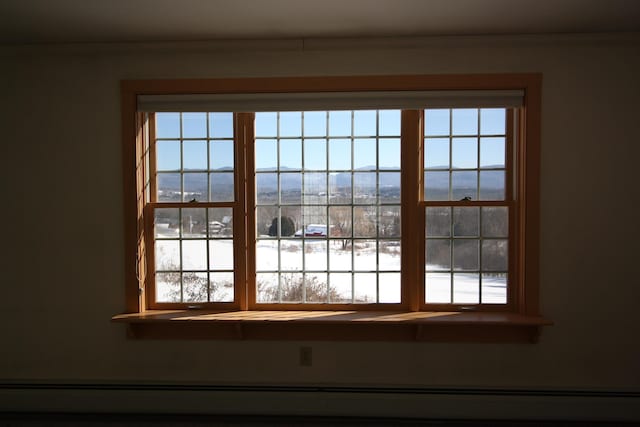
[112,310,552,342]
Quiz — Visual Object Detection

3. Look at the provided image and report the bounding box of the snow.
[154,224,506,304]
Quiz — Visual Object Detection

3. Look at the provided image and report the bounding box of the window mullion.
[401,110,423,311]
[236,112,252,310]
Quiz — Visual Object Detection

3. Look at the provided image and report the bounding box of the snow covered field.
[154,224,506,304]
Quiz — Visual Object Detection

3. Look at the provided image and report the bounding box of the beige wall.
[1,34,639,390]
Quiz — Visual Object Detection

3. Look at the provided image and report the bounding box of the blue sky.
[155,109,505,172]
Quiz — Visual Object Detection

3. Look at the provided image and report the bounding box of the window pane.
[354,138,376,169]
[329,272,352,303]
[354,273,377,303]
[379,272,400,303]
[480,137,505,168]
[303,111,327,137]
[255,206,276,237]
[353,110,376,136]
[482,239,508,271]
[479,171,505,200]
[182,240,207,270]
[329,111,351,136]
[453,240,479,271]
[181,208,206,238]
[481,207,508,238]
[453,273,479,304]
[353,206,377,238]
[280,173,302,204]
[183,140,207,170]
[354,172,376,201]
[157,173,180,202]
[156,113,180,138]
[304,240,327,271]
[183,173,207,202]
[208,207,233,237]
[210,173,234,202]
[255,139,277,170]
[329,138,351,170]
[329,206,352,237]
[209,239,234,270]
[156,240,180,271]
[452,109,478,135]
[354,240,376,271]
[379,110,401,136]
[280,240,303,271]
[426,207,451,237]
[256,272,279,302]
[452,138,478,169]
[156,272,181,302]
[209,112,233,138]
[304,173,327,204]
[210,140,234,170]
[481,273,507,304]
[451,171,477,200]
[426,239,450,271]
[156,140,180,171]
[304,139,327,170]
[155,208,179,238]
[425,109,450,136]
[424,171,449,201]
[280,139,302,170]
[425,272,451,303]
[453,207,479,237]
[379,240,401,270]
[182,272,208,302]
[256,240,278,270]
[281,272,304,303]
[305,273,328,303]
[424,138,449,169]
[256,173,278,204]
[379,138,400,169]
[255,112,277,137]
[330,242,352,271]
[182,113,207,138]
[480,108,506,135]
[210,272,234,302]
[279,112,301,137]
[380,206,400,238]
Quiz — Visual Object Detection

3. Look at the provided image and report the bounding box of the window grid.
[151,112,237,305]
[423,108,510,307]
[255,111,401,305]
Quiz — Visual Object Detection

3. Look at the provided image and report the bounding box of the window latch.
[460,196,472,202]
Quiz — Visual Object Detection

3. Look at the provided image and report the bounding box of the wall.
[1,33,639,417]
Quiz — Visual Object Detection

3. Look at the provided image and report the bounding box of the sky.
[154,109,506,173]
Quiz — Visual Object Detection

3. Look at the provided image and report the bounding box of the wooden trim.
[245,114,258,309]
[235,113,252,310]
[113,310,552,342]
[401,110,422,311]
[148,114,157,203]
[121,82,141,313]
[506,109,517,311]
[121,74,544,327]
[521,76,542,316]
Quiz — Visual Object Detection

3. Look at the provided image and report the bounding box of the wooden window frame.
[115,74,549,342]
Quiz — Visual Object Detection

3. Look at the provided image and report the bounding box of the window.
[116,75,548,341]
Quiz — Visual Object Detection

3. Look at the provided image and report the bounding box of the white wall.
[1,34,639,395]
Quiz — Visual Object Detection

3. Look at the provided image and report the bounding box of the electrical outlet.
[299,346,312,367]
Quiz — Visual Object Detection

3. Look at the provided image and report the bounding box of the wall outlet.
[299,346,312,367]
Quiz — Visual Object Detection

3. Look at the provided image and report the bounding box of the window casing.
[120,75,541,321]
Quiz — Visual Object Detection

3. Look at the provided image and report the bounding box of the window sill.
[112,310,552,342]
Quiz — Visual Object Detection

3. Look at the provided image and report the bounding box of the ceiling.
[1,0,639,45]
